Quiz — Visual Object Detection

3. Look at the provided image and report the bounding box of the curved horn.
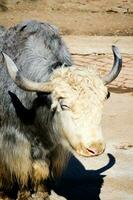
[2,52,53,92]
[102,45,122,85]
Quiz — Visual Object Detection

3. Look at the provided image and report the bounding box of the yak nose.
[76,141,105,157]
[87,142,105,156]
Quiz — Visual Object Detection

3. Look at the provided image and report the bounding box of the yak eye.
[60,104,70,110]
[59,98,70,110]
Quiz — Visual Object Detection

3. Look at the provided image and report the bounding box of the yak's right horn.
[2,52,53,92]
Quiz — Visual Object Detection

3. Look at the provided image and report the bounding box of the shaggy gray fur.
[0,20,72,196]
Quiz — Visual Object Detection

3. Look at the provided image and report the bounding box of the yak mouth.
[76,148,105,157]
[61,133,106,157]
[74,143,106,157]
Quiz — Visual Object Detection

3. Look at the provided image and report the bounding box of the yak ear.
[36,92,52,109]
[8,91,35,124]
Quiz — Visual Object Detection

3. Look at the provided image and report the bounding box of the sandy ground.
[0,0,133,36]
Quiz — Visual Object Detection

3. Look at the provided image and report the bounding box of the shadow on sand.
[47,153,115,200]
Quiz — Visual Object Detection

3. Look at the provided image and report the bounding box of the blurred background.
[0,0,133,36]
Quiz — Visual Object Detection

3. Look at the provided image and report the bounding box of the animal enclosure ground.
[0,0,133,36]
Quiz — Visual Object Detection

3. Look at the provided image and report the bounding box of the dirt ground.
[0,0,133,36]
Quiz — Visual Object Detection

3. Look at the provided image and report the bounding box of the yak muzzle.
[75,141,105,157]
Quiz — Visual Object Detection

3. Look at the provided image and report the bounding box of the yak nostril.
[86,148,96,155]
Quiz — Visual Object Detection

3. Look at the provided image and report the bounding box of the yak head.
[2,46,122,157]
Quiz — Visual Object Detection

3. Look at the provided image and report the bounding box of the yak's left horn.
[102,45,122,85]
[2,52,53,92]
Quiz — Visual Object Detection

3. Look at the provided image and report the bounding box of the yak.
[0,20,122,199]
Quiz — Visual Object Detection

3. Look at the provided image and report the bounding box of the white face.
[50,76,108,157]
